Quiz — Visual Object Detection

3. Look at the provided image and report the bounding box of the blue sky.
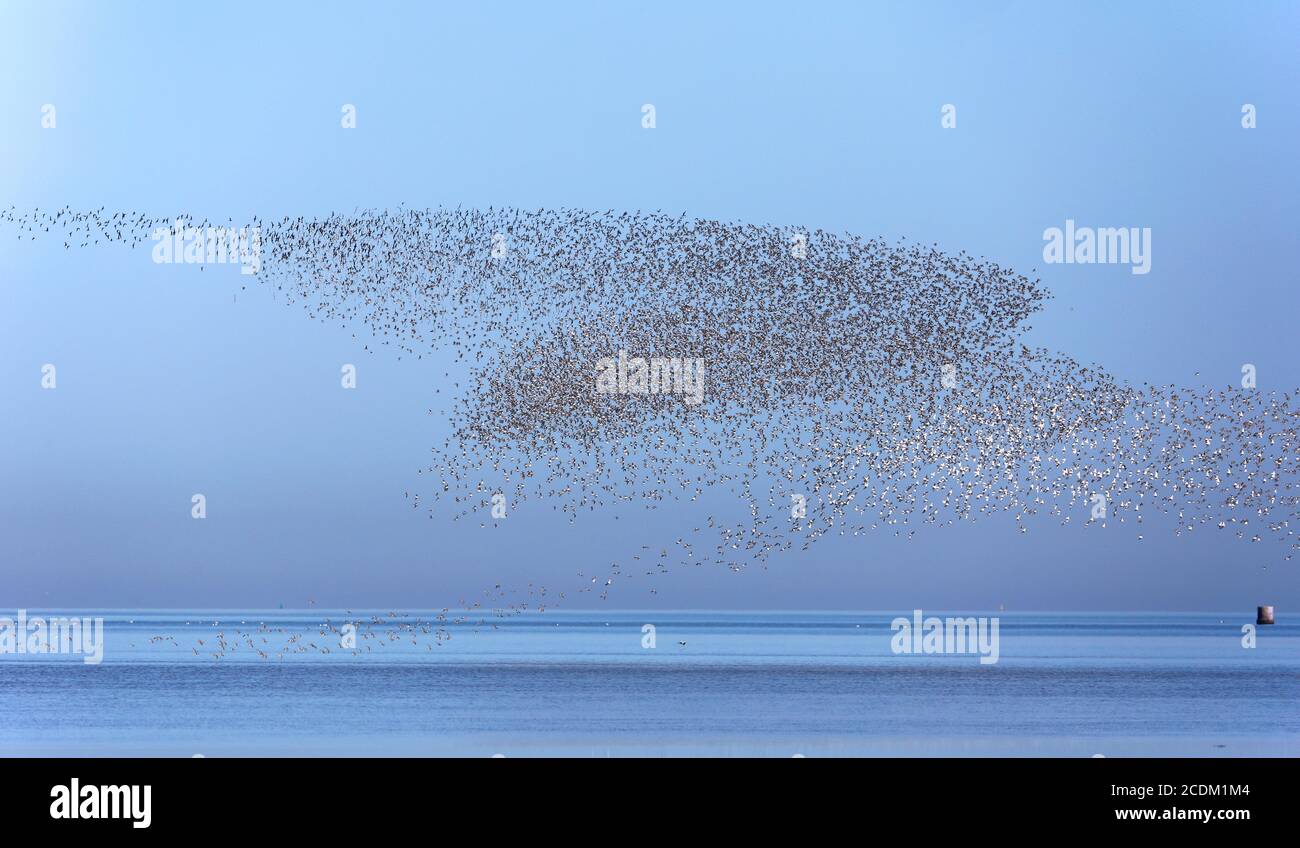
[1,1,1298,609]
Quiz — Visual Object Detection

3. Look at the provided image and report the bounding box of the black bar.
[2,757,1283,833]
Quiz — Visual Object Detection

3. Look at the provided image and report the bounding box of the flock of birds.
[131,611,469,661]
[6,204,1297,644]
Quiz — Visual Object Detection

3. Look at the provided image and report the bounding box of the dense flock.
[6,205,1296,616]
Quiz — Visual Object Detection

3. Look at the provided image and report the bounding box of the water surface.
[2,611,1296,756]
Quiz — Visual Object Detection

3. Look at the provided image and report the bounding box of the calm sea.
[1,611,1297,756]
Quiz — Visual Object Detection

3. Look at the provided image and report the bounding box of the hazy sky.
[2,1,1298,610]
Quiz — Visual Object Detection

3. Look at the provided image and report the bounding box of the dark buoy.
[1257,605,1275,625]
